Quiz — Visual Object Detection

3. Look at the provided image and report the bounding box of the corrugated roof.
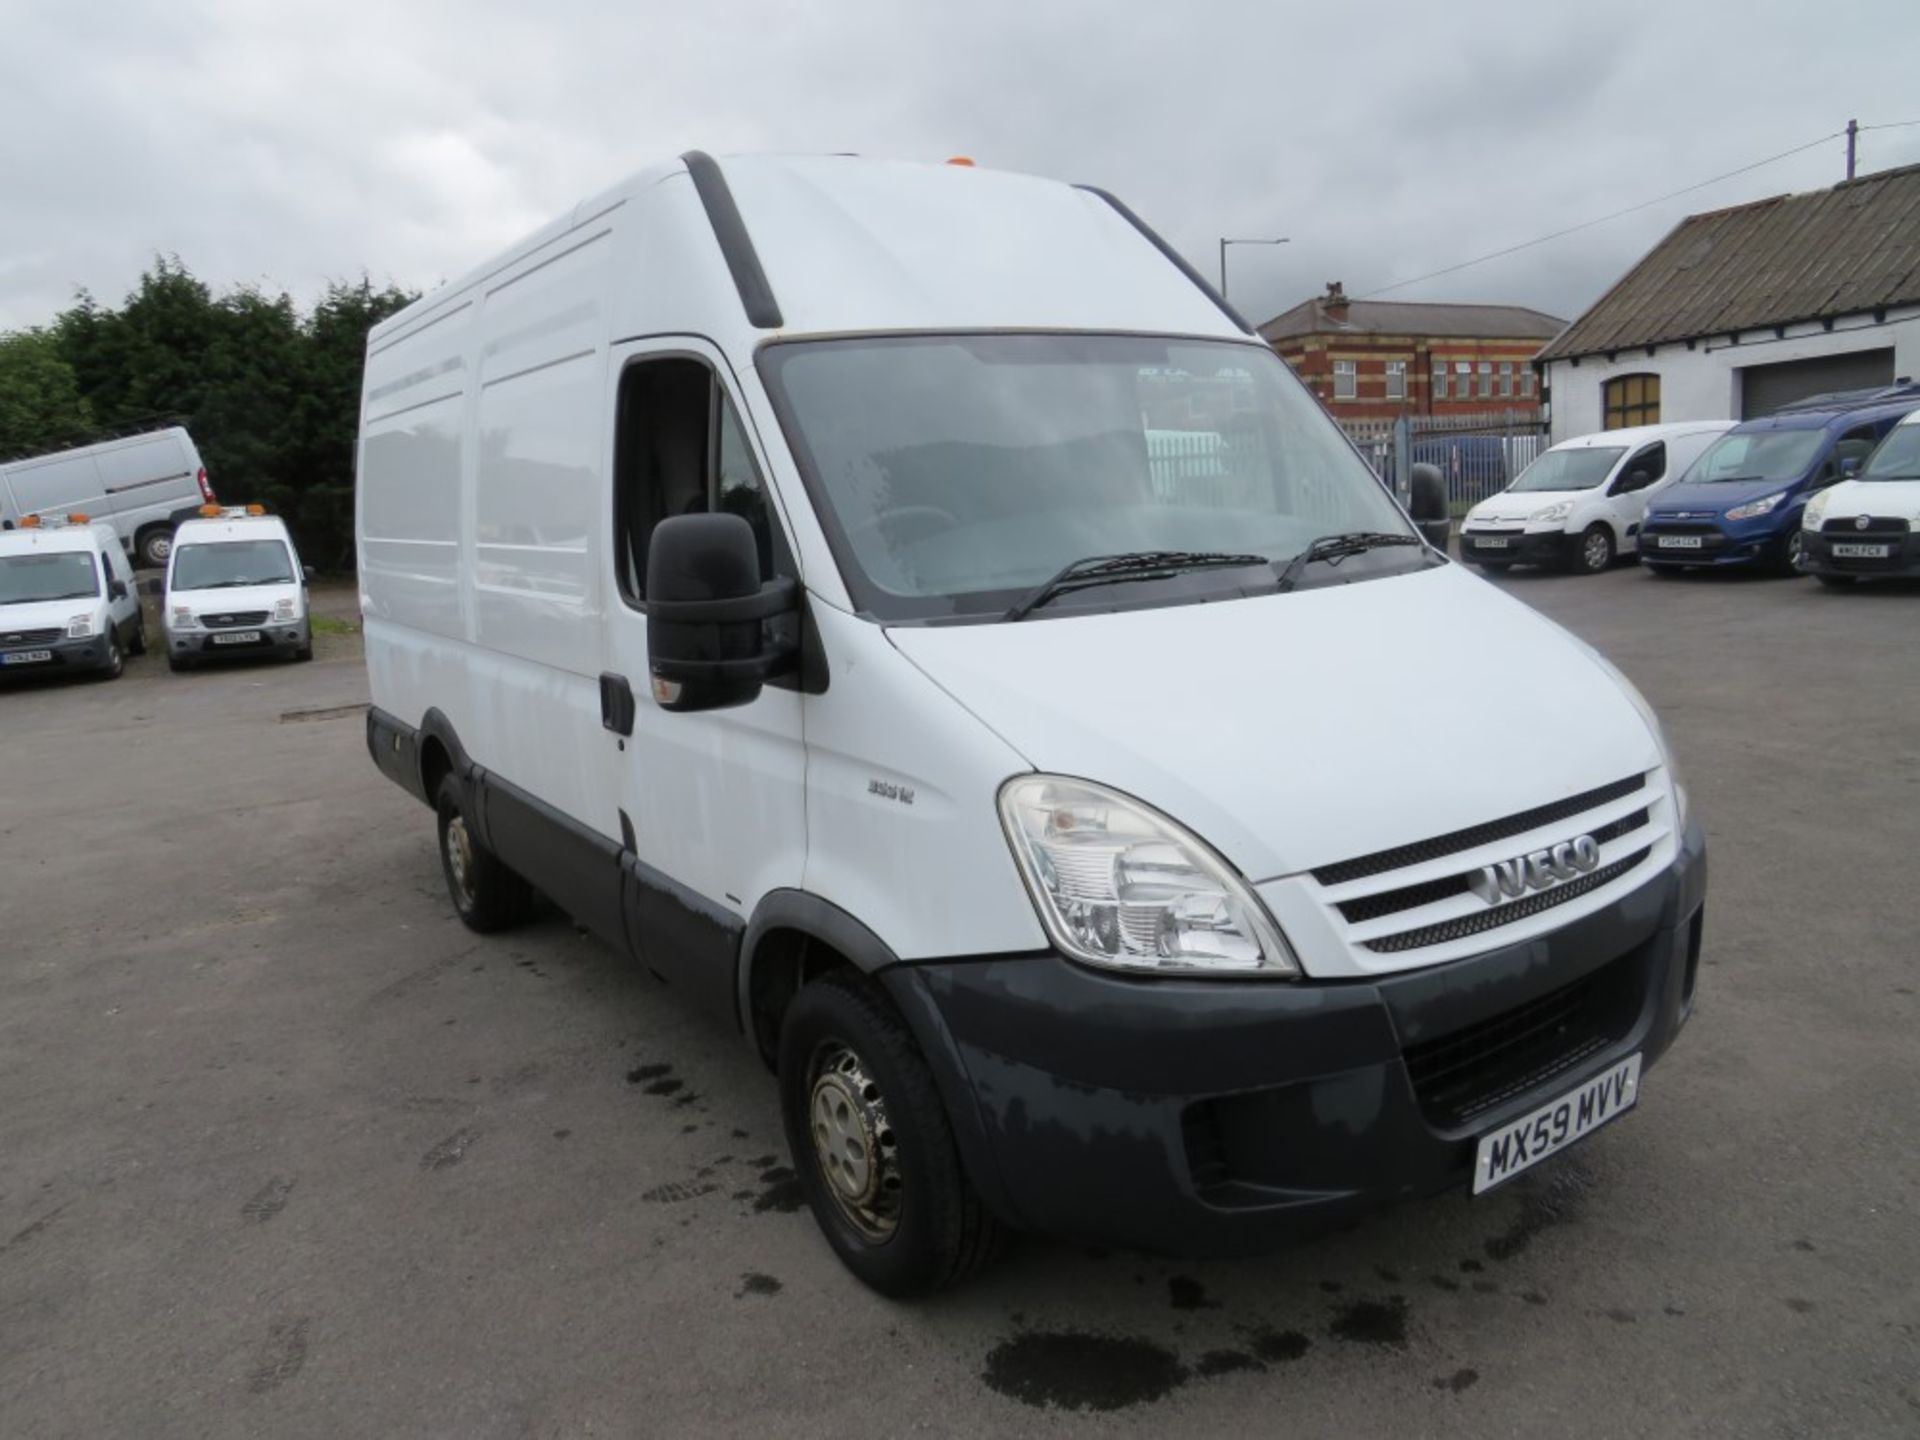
[1538,162,1920,362]
[1259,294,1565,342]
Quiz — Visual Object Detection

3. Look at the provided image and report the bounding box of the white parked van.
[1460,421,1734,574]
[0,514,144,680]
[1801,408,1920,586]
[163,507,312,670]
[0,427,216,570]
[358,153,1707,1294]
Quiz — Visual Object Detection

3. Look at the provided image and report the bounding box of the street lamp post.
[1218,237,1289,301]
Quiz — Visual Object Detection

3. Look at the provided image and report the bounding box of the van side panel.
[360,213,620,852]
[95,431,198,539]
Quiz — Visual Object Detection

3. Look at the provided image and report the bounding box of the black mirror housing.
[1407,462,1451,550]
[108,579,129,601]
[645,513,797,713]
[303,564,318,583]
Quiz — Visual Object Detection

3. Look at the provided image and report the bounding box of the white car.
[1460,421,1735,574]
[1801,408,1920,587]
[0,514,144,680]
[357,151,1706,1294]
[163,508,313,670]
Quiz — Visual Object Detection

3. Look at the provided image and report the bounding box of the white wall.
[1543,307,1920,441]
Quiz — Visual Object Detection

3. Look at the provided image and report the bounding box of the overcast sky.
[3,0,1918,334]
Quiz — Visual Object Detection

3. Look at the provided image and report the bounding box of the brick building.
[1259,283,1565,419]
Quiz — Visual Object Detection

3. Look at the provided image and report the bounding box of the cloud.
[2,0,1917,329]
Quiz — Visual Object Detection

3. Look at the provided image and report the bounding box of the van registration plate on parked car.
[1831,542,1890,559]
[211,631,262,646]
[1,649,53,665]
[1474,536,1510,549]
[1472,1053,1640,1195]
[1656,535,1702,549]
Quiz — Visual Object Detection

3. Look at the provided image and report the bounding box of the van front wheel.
[779,971,1000,1296]
[435,775,535,933]
[1575,524,1615,574]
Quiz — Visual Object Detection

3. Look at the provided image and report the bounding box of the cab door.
[1606,440,1667,551]
[598,339,807,1022]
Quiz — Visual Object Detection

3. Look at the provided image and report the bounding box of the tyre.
[167,653,190,673]
[1778,530,1807,576]
[435,774,535,933]
[293,644,314,662]
[779,970,1001,1296]
[1575,524,1615,575]
[136,528,173,570]
[1815,573,1856,589]
[129,620,147,656]
[96,633,123,680]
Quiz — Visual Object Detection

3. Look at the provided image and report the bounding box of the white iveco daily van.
[358,153,1707,1295]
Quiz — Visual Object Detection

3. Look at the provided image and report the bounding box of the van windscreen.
[172,539,295,590]
[1859,425,1920,481]
[1508,447,1625,492]
[0,551,101,605]
[1685,429,1824,484]
[759,333,1416,620]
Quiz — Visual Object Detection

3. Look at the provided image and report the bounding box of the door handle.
[599,672,636,737]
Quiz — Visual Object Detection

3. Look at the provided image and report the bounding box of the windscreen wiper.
[1274,532,1425,593]
[1004,550,1270,622]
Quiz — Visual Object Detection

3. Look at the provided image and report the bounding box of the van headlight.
[1802,492,1831,530]
[273,598,297,621]
[66,613,96,639]
[171,607,198,630]
[1726,491,1786,521]
[1530,500,1574,523]
[998,775,1298,977]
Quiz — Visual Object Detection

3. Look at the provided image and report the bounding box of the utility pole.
[1218,237,1289,301]
[1846,118,1858,180]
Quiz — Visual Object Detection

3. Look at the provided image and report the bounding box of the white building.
[1537,163,1920,442]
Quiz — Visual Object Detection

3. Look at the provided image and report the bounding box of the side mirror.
[109,579,129,601]
[1838,456,1862,478]
[303,565,317,583]
[1408,463,1452,551]
[1624,468,1651,491]
[645,513,797,713]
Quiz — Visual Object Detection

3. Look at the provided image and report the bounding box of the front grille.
[201,611,270,628]
[1824,516,1910,535]
[1336,809,1650,924]
[1314,774,1645,887]
[0,627,62,647]
[1363,848,1650,953]
[1402,952,1641,1129]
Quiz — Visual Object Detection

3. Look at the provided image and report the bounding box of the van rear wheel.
[778,971,1000,1296]
[136,527,172,570]
[435,775,535,933]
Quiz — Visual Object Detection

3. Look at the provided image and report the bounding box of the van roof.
[173,514,292,544]
[1551,420,1736,450]
[1730,395,1920,434]
[368,153,1247,351]
[0,523,110,557]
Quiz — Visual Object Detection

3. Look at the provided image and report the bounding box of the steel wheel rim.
[446,814,477,907]
[150,536,170,562]
[1585,533,1609,570]
[808,1043,902,1242]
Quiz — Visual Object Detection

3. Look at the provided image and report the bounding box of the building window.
[1385,361,1406,401]
[1333,359,1356,401]
[1432,360,1448,400]
[1456,360,1472,398]
[1603,373,1661,429]
[1477,361,1493,399]
[1499,362,1513,398]
[1522,368,1536,398]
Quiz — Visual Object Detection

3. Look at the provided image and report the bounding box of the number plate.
[1656,535,1703,549]
[211,631,262,645]
[1472,1053,1641,1195]
[1474,537,1510,549]
[1831,542,1890,558]
[0,649,53,665]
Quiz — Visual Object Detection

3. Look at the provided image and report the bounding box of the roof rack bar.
[1075,185,1256,337]
[680,151,784,331]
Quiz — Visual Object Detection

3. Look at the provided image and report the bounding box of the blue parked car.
[1640,383,1920,574]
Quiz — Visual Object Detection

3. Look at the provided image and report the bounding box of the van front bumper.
[1639,519,1784,567]
[1802,527,1920,578]
[1458,529,1571,566]
[167,620,310,660]
[0,634,116,676]
[886,819,1706,1257]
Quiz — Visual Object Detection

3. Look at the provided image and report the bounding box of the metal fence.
[1340,410,1550,514]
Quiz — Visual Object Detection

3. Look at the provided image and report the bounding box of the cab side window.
[1825,427,1877,486]
[1613,441,1666,493]
[613,358,783,605]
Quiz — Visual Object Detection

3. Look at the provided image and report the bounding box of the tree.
[0,330,94,457]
